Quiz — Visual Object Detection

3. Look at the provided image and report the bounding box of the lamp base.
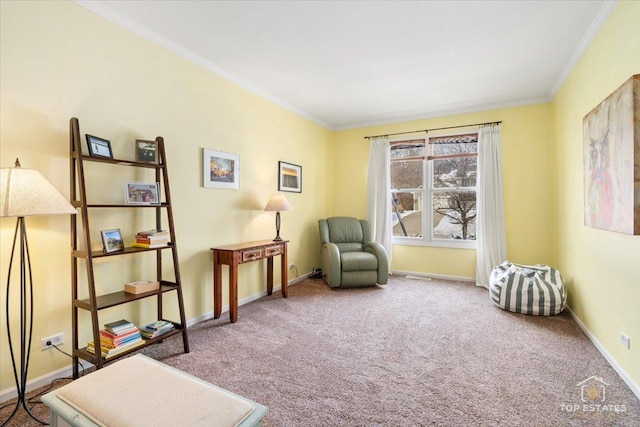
[3,217,48,426]
[272,211,283,242]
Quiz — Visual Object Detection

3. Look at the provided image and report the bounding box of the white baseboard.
[0,273,310,403]
[566,306,640,400]
[392,269,475,283]
[0,364,89,403]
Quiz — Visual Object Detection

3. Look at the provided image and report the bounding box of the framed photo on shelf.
[86,134,113,158]
[203,148,239,189]
[278,161,302,193]
[135,139,157,163]
[125,182,160,205]
[101,229,124,253]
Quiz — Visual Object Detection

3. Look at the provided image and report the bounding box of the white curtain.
[367,136,392,264]
[475,124,507,288]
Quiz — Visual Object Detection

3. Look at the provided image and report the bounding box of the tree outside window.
[390,133,478,246]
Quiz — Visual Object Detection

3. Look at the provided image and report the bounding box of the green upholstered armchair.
[318,217,389,288]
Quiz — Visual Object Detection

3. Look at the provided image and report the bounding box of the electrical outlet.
[620,332,630,349]
[289,264,295,270]
[41,333,64,351]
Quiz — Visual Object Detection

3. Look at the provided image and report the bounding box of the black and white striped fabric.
[489,261,566,316]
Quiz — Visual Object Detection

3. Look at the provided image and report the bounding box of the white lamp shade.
[264,192,292,212]
[1,164,76,217]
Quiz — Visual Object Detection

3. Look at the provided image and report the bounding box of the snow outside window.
[390,133,478,248]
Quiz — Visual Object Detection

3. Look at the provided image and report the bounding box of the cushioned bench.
[41,354,268,427]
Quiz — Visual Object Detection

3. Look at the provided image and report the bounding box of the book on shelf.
[89,320,143,357]
[105,325,140,336]
[100,331,142,348]
[124,280,160,294]
[104,319,135,334]
[136,229,169,237]
[135,236,169,244]
[143,320,173,331]
[140,320,175,339]
[132,229,170,248]
[101,324,141,342]
[87,337,144,359]
[99,327,140,341]
[131,241,169,249]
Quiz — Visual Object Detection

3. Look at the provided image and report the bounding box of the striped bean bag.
[489,261,566,316]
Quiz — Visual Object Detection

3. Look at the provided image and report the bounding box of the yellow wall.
[0,1,333,392]
[334,104,555,278]
[552,1,640,387]
[1,0,638,397]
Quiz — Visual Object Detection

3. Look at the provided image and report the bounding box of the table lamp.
[1,158,77,425]
[264,192,292,241]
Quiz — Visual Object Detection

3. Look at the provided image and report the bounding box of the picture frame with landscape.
[203,148,240,189]
[101,229,124,253]
[278,161,302,193]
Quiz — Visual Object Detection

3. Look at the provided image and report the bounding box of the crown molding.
[332,96,548,131]
[74,1,332,130]
[548,0,619,98]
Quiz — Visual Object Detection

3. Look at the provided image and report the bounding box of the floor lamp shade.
[264,192,292,241]
[1,162,77,217]
[1,159,76,426]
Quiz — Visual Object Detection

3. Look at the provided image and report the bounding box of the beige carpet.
[3,275,639,426]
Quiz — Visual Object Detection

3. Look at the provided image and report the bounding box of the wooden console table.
[211,240,288,323]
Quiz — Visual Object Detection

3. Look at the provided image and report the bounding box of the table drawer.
[264,245,282,257]
[242,249,263,262]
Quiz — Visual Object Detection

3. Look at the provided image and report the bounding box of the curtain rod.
[364,121,502,139]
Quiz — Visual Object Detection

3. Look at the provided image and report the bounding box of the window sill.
[392,238,477,250]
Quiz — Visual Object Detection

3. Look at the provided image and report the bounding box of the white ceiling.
[78,1,616,130]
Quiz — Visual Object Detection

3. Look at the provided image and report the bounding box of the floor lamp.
[1,159,76,426]
[264,192,292,241]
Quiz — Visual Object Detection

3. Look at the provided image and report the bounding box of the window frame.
[390,131,478,249]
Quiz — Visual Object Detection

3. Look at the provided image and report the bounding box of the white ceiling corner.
[547,0,619,99]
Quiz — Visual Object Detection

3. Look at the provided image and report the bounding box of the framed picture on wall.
[278,161,302,193]
[203,148,240,189]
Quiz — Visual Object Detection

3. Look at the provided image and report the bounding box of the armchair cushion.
[327,218,364,245]
[341,252,378,272]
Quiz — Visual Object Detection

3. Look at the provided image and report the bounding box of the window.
[390,132,478,247]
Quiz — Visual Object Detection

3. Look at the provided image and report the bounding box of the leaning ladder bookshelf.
[69,117,189,378]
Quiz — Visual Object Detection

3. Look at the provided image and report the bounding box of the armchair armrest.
[321,242,341,288]
[364,242,389,285]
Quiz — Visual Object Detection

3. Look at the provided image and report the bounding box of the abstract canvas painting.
[583,74,639,235]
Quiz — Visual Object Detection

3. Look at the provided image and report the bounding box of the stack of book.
[87,319,143,359]
[140,320,175,339]
[131,229,169,248]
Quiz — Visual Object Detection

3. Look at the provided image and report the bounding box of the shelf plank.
[75,154,166,169]
[93,245,174,258]
[72,202,170,209]
[72,245,174,259]
[75,282,179,310]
